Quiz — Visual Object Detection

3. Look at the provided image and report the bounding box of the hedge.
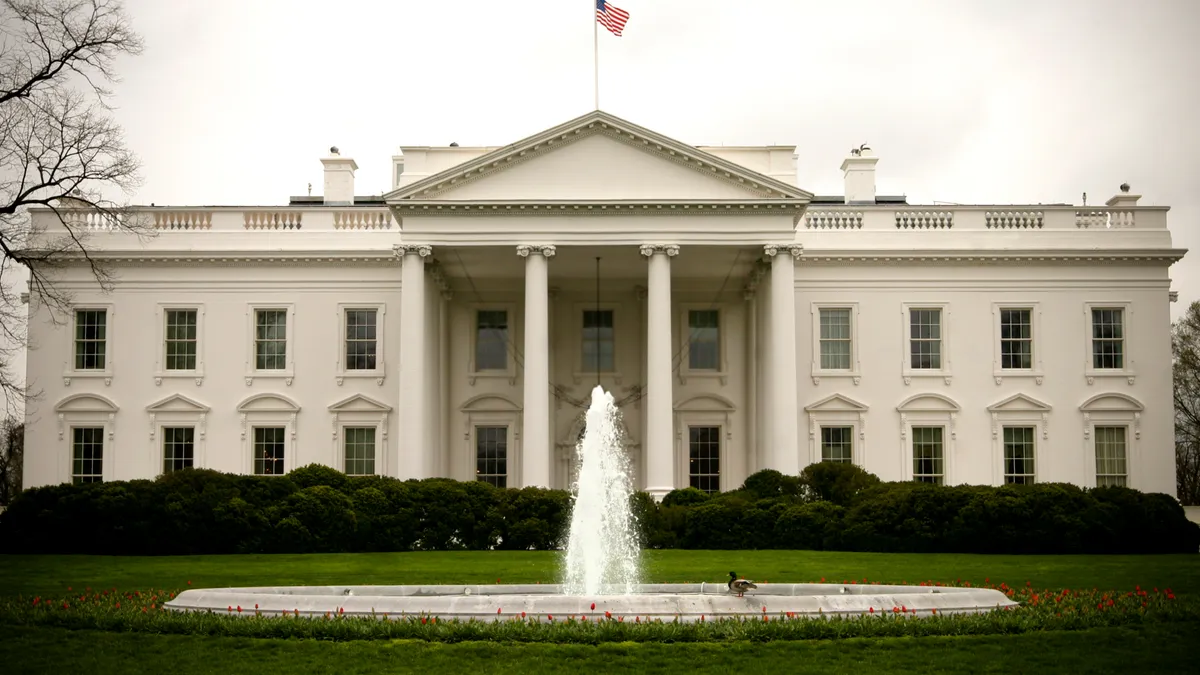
[1,462,1196,555]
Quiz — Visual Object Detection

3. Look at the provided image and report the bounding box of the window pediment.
[674,394,736,412]
[896,393,961,413]
[55,393,119,413]
[804,393,869,413]
[460,394,521,412]
[328,394,393,413]
[237,393,301,413]
[146,394,210,413]
[1079,393,1144,412]
[987,393,1051,413]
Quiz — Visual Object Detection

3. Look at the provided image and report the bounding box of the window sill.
[902,370,952,386]
[1084,369,1136,386]
[678,371,728,386]
[63,371,112,387]
[245,371,295,386]
[155,372,205,387]
[468,371,517,386]
[336,372,386,386]
[992,370,1044,386]
[572,371,623,385]
[811,370,861,386]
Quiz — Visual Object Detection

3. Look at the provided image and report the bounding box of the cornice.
[385,111,813,202]
[389,200,806,220]
[794,249,1188,265]
[57,251,402,266]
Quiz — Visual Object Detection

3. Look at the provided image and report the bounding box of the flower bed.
[2,579,1194,643]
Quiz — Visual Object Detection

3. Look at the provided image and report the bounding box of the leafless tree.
[0,0,147,414]
[0,415,21,505]
[1173,300,1200,505]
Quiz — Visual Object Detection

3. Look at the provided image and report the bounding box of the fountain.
[562,386,641,596]
[165,385,1019,622]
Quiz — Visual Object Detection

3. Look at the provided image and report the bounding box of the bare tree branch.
[1173,300,1200,505]
[0,0,144,412]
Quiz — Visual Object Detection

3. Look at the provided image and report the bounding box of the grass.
[2,550,1198,674]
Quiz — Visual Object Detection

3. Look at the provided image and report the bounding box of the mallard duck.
[728,571,758,597]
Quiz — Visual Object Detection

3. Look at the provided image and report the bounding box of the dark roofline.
[287,196,387,205]
[811,195,909,205]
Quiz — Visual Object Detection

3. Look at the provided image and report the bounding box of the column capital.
[639,243,680,258]
[764,243,803,259]
[516,244,557,258]
[393,244,433,258]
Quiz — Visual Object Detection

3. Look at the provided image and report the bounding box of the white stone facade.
[21,111,1186,498]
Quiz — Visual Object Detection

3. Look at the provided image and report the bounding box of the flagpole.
[593,1,599,110]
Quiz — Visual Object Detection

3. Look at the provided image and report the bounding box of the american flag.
[596,0,630,36]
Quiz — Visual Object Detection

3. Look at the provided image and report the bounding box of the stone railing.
[802,205,1166,231]
[38,204,1167,234]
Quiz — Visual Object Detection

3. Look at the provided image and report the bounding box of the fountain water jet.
[562,385,641,595]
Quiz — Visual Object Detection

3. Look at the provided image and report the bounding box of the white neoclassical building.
[21,110,1187,499]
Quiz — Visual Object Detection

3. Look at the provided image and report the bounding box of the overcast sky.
[106,0,1198,317]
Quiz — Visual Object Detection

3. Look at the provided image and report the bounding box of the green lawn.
[2,550,1198,674]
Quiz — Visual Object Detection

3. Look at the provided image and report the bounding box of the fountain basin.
[164,583,1018,622]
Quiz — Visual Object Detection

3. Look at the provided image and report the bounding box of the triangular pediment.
[146,394,210,413]
[897,393,961,412]
[237,393,300,413]
[55,393,119,413]
[328,394,392,413]
[385,110,813,203]
[804,394,869,412]
[987,393,1051,413]
[1080,393,1144,412]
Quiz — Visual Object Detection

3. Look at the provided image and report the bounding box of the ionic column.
[641,243,679,500]
[518,244,555,488]
[396,244,432,480]
[765,243,803,476]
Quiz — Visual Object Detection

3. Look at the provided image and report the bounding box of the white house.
[21,110,1187,499]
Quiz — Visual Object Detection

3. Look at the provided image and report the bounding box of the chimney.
[1105,182,1141,208]
[840,144,878,204]
[320,146,357,205]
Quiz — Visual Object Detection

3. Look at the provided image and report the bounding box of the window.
[912,426,944,484]
[344,308,378,370]
[344,427,376,476]
[819,308,852,370]
[163,309,198,371]
[476,425,508,488]
[688,426,720,493]
[71,427,104,484]
[1003,426,1035,484]
[1094,426,1127,487]
[821,427,853,463]
[805,394,867,466]
[255,309,288,370]
[909,308,942,369]
[162,427,194,473]
[74,309,107,371]
[1091,308,1124,370]
[999,309,1032,370]
[475,310,508,371]
[582,309,614,373]
[253,427,286,475]
[687,310,720,371]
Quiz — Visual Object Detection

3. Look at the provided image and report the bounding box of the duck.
[728,571,758,597]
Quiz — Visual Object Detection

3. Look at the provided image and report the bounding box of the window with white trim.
[71,427,104,484]
[687,310,720,371]
[246,304,295,381]
[999,309,1033,370]
[1002,426,1035,484]
[344,308,378,370]
[1090,308,1125,370]
[162,427,195,473]
[164,310,198,370]
[582,309,615,373]
[475,309,509,371]
[253,427,286,475]
[911,426,944,484]
[344,427,376,476]
[1094,426,1127,487]
[821,427,854,463]
[476,425,508,488]
[74,308,108,371]
[819,308,853,370]
[688,426,720,493]
[902,303,951,381]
